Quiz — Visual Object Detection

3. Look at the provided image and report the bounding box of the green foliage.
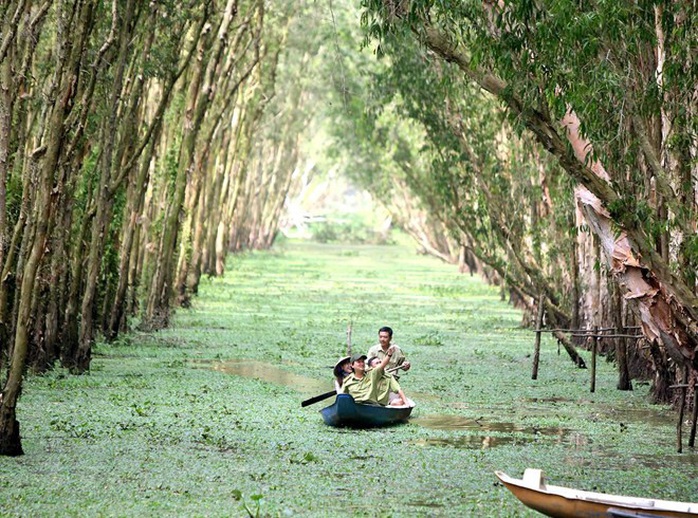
[352,24,578,314]
[144,2,209,80]
[309,221,339,243]
[351,0,698,340]
[49,417,97,439]
[607,196,652,228]
[308,217,392,245]
[679,234,698,287]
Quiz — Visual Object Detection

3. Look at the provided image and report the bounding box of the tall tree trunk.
[176,3,262,302]
[571,228,580,334]
[201,128,232,276]
[107,143,154,339]
[144,0,237,328]
[143,63,206,328]
[611,273,632,391]
[106,3,203,339]
[1,79,62,457]
[75,0,131,372]
[0,162,34,362]
[0,42,10,277]
[60,200,91,367]
[213,99,251,273]
[0,0,94,454]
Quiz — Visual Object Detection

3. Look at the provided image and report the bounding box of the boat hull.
[320,394,414,428]
[495,470,698,518]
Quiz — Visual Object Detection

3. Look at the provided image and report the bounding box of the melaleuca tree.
[369,33,589,364]
[360,0,698,393]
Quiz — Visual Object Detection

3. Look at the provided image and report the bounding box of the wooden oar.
[301,365,405,408]
[301,389,336,408]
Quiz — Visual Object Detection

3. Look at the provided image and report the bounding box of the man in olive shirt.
[366,326,411,373]
[341,350,409,406]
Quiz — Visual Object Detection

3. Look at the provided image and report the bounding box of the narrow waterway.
[196,357,698,463]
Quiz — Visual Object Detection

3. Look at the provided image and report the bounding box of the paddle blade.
[301,390,336,407]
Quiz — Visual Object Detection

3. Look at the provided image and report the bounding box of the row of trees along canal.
[326,3,697,416]
[1,1,697,455]
[0,0,333,455]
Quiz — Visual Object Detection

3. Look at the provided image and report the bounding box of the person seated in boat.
[341,349,409,407]
[367,356,406,406]
[366,326,411,376]
[333,355,352,393]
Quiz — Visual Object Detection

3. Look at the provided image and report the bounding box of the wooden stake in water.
[689,389,697,448]
[676,368,689,453]
[590,326,598,393]
[532,295,544,380]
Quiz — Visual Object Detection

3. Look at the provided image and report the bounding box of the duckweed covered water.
[2,239,696,517]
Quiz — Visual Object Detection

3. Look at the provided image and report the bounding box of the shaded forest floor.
[2,238,696,516]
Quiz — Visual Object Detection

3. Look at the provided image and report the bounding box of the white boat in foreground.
[495,469,698,518]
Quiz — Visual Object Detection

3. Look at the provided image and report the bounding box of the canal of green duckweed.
[198,359,574,447]
[201,358,698,461]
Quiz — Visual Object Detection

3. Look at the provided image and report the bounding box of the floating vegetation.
[2,240,694,516]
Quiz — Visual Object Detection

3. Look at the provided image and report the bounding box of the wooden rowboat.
[319,393,415,428]
[495,469,698,518]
